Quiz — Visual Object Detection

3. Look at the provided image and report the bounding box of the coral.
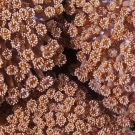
[0,0,66,105]
[1,75,133,135]
[0,0,135,134]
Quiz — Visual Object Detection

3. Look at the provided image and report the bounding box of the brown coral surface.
[0,0,135,134]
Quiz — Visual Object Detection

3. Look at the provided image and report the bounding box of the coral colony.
[1,0,135,134]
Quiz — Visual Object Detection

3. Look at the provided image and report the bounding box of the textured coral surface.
[0,0,135,134]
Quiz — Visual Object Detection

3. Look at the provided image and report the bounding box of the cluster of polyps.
[0,0,135,134]
[0,0,66,105]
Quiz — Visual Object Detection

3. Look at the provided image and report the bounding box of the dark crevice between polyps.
[52,47,100,100]
[0,101,13,125]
